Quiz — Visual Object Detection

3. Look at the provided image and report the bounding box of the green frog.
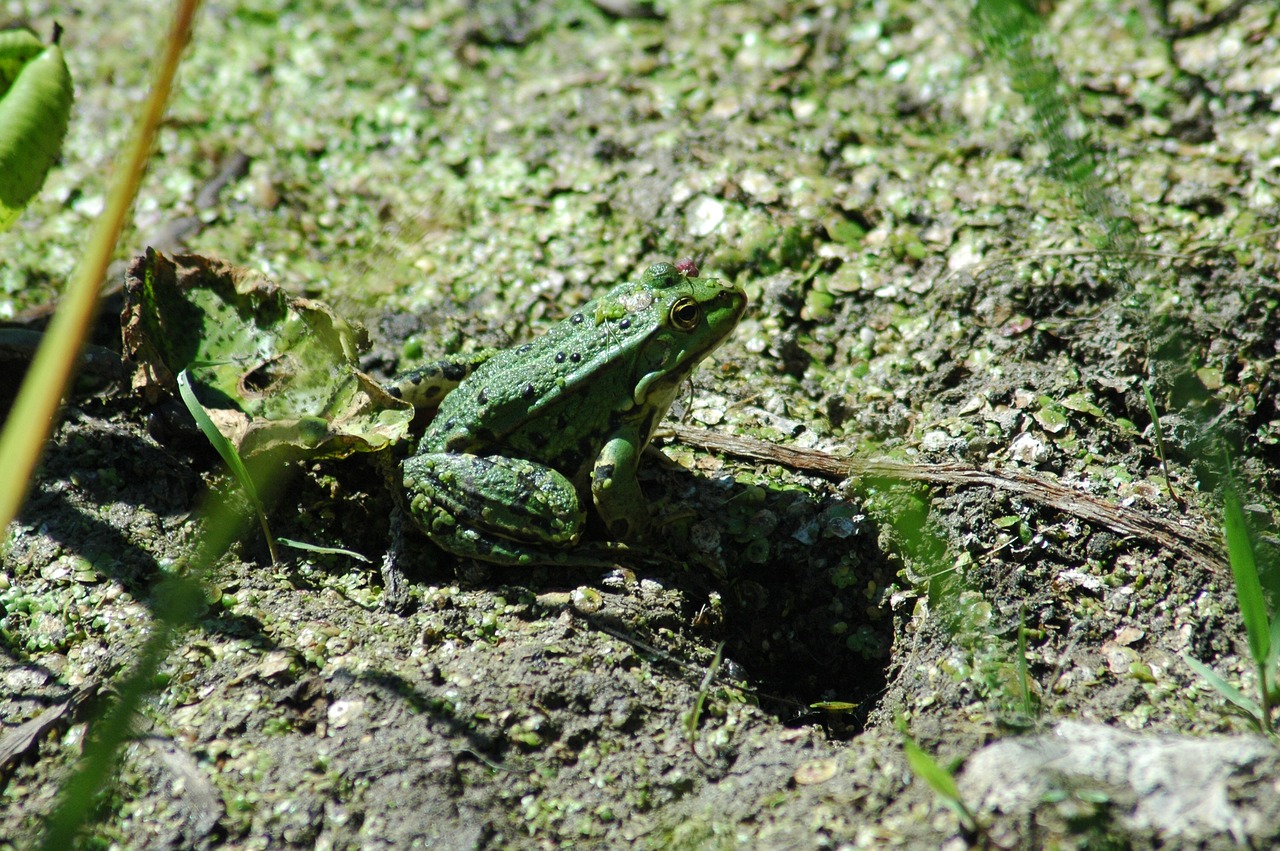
[391,261,747,566]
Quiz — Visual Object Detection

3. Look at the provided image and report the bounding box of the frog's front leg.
[403,452,587,565]
[591,434,649,542]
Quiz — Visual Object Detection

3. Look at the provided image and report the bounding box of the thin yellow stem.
[0,0,202,531]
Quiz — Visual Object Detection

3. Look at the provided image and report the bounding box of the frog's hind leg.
[403,452,588,565]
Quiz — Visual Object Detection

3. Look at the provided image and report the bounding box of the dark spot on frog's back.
[443,362,467,382]
[555,352,566,363]
[521,383,536,400]
[619,318,631,330]
[517,343,533,354]
[477,388,489,405]
[570,353,581,363]
[571,313,584,324]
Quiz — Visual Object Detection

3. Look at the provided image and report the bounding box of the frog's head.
[629,262,747,409]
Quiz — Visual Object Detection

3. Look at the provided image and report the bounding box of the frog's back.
[417,263,746,484]
[421,294,660,464]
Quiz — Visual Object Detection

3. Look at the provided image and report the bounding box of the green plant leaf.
[1033,396,1069,433]
[1060,391,1104,418]
[810,701,858,713]
[0,29,45,86]
[0,27,73,231]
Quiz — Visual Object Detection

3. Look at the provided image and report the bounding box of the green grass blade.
[903,736,961,801]
[31,5,206,847]
[277,537,370,563]
[178,369,260,505]
[1142,384,1183,508]
[1223,490,1270,669]
[1182,653,1264,721]
[178,368,278,564]
[970,0,1136,276]
[41,572,208,848]
[902,735,977,833]
[686,642,725,746]
[1017,607,1037,718]
[906,737,957,798]
[1269,613,1280,673]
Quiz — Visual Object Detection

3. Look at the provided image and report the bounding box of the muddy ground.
[4,0,1280,847]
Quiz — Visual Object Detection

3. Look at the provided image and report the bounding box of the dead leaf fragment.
[121,249,413,461]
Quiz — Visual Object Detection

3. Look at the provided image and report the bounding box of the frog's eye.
[670,296,701,331]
